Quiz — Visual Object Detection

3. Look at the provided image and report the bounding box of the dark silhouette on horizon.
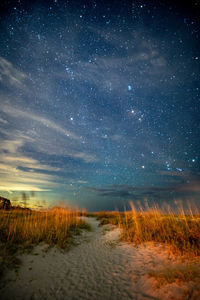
[0,196,11,210]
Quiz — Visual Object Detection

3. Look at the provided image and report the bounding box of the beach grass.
[148,264,200,288]
[91,202,200,257]
[0,207,90,276]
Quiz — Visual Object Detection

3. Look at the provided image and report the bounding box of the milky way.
[0,0,199,210]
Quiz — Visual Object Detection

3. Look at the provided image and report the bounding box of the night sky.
[0,0,200,210]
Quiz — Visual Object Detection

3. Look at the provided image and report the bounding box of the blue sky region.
[0,0,200,210]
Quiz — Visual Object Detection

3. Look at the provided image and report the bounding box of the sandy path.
[0,217,198,300]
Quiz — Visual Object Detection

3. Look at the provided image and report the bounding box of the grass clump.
[94,202,200,256]
[149,264,200,288]
[0,207,90,276]
[87,211,121,226]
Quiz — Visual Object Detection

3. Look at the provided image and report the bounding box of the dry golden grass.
[92,202,200,257]
[149,264,200,288]
[0,207,90,276]
[149,264,200,300]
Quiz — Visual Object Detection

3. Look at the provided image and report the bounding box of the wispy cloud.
[0,104,79,140]
[0,185,50,192]
[0,57,27,89]
[0,168,55,192]
[62,26,171,95]
[0,137,59,192]
[0,117,8,124]
[0,104,98,163]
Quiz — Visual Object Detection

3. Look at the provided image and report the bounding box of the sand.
[0,217,199,300]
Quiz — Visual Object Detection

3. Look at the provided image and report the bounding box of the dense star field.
[0,0,199,210]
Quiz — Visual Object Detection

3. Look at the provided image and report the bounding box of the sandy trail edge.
[0,217,199,300]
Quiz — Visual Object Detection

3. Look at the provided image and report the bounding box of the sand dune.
[0,217,199,300]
